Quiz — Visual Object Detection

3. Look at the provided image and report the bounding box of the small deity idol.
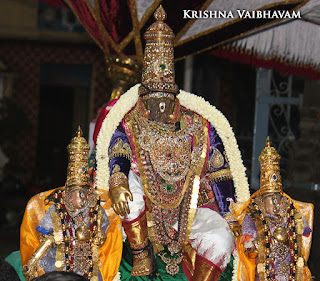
[233,138,313,281]
[21,128,112,281]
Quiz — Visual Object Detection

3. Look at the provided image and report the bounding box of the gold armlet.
[209,169,232,183]
[108,139,132,160]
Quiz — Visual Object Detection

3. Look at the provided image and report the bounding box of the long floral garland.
[96,84,250,280]
[96,84,139,191]
[178,90,250,203]
[232,249,240,281]
[177,91,250,281]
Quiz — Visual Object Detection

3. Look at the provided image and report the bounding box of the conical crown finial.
[76,126,83,137]
[154,5,166,21]
[266,136,271,147]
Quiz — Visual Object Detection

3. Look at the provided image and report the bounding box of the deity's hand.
[23,235,54,280]
[23,264,40,281]
[228,221,241,237]
[109,175,133,216]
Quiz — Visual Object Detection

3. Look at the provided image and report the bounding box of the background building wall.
[0,41,109,183]
[0,0,37,30]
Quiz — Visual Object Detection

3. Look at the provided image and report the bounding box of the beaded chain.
[250,196,299,281]
[53,190,100,279]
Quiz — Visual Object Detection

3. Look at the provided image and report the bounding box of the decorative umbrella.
[42,0,308,97]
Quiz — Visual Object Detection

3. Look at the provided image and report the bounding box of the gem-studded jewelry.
[249,195,301,281]
[125,108,208,275]
[158,251,183,276]
[53,190,103,280]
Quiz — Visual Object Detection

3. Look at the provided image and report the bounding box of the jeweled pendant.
[168,241,181,255]
[273,227,289,243]
[166,262,180,276]
[75,225,91,242]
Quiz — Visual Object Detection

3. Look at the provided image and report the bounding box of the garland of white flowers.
[232,249,240,281]
[96,84,139,191]
[178,90,246,280]
[96,84,250,203]
[178,90,250,202]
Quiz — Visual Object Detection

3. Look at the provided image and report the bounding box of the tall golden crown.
[259,137,282,196]
[65,126,91,188]
[138,5,179,97]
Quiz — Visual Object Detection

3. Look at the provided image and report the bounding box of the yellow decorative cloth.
[20,187,122,281]
[231,190,313,281]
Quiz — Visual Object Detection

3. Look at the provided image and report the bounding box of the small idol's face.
[145,96,173,123]
[70,186,89,210]
[263,192,282,215]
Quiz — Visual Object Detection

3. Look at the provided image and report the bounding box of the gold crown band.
[259,137,283,195]
[65,126,91,188]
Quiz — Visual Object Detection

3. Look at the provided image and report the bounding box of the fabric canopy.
[40,0,307,62]
[211,0,320,79]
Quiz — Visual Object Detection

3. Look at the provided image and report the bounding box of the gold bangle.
[109,172,129,190]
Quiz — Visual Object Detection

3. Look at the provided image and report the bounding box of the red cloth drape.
[67,0,105,51]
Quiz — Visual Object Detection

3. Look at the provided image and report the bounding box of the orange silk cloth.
[20,187,122,281]
[231,190,313,281]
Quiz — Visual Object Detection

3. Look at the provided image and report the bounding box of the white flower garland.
[177,91,248,281]
[178,90,250,202]
[232,250,240,281]
[96,84,250,203]
[96,84,139,191]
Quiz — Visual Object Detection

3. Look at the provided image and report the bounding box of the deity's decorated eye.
[271,173,278,181]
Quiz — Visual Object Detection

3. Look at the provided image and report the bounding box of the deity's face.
[67,185,89,210]
[145,95,174,123]
[262,192,282,216]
